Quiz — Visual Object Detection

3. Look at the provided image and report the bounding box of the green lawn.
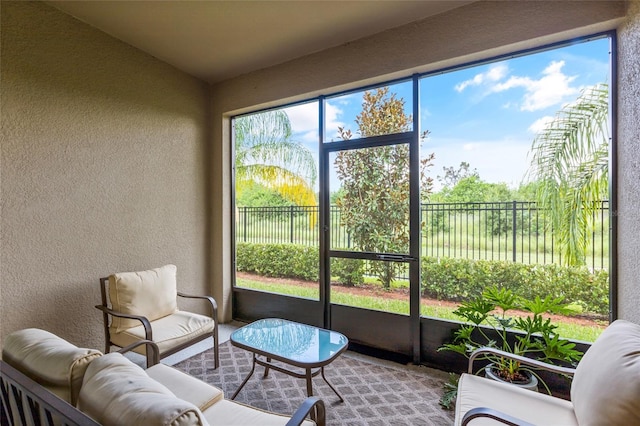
[236,276,604,342]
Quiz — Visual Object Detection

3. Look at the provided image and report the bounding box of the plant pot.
[484,364,539,392]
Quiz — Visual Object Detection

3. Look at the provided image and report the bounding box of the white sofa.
[1,328,323,426]
[455,319,640,425]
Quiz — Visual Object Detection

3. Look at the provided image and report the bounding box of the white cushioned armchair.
[455,319,640,425]
[96,264,219,368]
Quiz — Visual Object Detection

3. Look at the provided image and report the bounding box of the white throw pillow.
[78,353,207,426]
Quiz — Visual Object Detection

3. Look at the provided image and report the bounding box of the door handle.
[376,254,417,262]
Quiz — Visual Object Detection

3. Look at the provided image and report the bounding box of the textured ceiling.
[49,1,475,83]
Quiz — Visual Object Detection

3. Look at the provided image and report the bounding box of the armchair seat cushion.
[78,353,206,426]
[455,373,578,426]
[2,328,102,405]
[110,310,214,355]
[147,363,223,411]
[202,399,315,426]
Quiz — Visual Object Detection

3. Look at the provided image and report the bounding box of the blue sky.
[282,37,611,192]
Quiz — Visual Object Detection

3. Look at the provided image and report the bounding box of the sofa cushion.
[202,399,316,426]
[108,264,178,333]
[2,328,102,405]
[78,353,207,426]
[147,363,223,411]
[571,319,640,425]
[110,310,214,355]
[455,373,577,426]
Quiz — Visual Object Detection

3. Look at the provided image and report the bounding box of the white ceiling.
[48,1,474,84]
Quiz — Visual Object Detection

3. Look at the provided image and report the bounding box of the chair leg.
[213,334,219,369]
[146,351,154,369]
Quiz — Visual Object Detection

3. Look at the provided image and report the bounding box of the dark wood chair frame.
[96,276,219,369]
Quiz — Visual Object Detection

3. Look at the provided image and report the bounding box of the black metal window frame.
[230,30,618,323]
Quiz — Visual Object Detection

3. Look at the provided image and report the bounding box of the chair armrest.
[117,340,160,367]
[285,397,325,426]
[468,347,577,376]
[177,292,218,320]
[462,407,535,426]
[94,305,153,340]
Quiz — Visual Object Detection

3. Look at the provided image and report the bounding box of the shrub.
[331,258,364,286]
[421,256,609,315]
[236,242,318,281]
[236,243,609,315]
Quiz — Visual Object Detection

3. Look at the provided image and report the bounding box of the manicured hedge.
[235,243,609,315]
[236,243,319,281]
[421,257,608,315]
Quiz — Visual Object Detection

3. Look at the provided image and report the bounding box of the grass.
[236,277,604,342]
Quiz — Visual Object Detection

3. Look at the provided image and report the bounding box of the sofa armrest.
[462,407,535,426]
[146,363,223,411]
[468,347,577,376]
[285,396,326,426]
[1,360,100,426]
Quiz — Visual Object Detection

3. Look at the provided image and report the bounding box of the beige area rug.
[174,341,455,425]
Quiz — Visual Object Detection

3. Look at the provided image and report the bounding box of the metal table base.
[231,354,344,402]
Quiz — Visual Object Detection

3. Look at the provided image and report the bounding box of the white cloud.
[528,115,554,134]
[455,63,509,92]
[489,60,579,111]
[284,102,345,143]
[425,137,531,191]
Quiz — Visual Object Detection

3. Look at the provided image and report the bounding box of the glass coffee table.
[230,318,349,402]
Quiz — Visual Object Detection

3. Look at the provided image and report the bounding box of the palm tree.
[527,83,609,266]
[234,110,317,206]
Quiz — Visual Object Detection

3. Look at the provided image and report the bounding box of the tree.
[235,110,317,206]
[437,161,478,188]
[527,83,609,266]
[236,182,292,207]
[440,175,511,203]
[334,87,434,289]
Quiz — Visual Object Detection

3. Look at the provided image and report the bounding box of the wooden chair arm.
[285,396,326,426]
[177,292,218,320]
[117,340,160,367]
[468,347,577,376]
[462,407,534,426]
[94,305,153,340]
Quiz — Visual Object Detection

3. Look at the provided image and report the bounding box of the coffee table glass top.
[230,318,348,365]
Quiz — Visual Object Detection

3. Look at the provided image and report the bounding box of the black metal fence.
[236,201,609,270]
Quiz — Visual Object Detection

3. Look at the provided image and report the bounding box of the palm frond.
[526,83,609,266]
[235,109,317,207]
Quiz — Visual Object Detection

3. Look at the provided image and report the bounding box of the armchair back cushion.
[78,353,207,426]
[2,328,102,405]
[109,264,178,333]
[571,319,640,425]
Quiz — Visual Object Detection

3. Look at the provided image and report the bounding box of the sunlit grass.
[236,277,604,342]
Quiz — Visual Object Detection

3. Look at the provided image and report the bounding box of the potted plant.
[439,286,583,397]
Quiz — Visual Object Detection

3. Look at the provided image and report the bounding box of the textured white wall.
[210,1,628,321]
[617,0,640,323]
[1,2,210,350]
